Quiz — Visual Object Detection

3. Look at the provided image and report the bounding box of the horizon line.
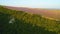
[0,5,60,10]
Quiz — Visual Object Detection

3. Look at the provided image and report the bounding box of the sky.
[0,0,60,9]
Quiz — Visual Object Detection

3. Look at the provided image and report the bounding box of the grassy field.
[4,6,60,20]
[0,5,60,34]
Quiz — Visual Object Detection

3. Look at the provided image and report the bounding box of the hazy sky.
[0,0,60,9]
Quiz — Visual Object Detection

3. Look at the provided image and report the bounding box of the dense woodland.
[0,6,60,34]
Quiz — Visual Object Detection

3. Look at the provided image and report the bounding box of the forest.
[0,6,60,34]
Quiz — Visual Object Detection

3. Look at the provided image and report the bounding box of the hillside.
[0,5,60,34]
[4,6,60,20]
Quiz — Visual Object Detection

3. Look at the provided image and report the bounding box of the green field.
[0,6,60,34]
